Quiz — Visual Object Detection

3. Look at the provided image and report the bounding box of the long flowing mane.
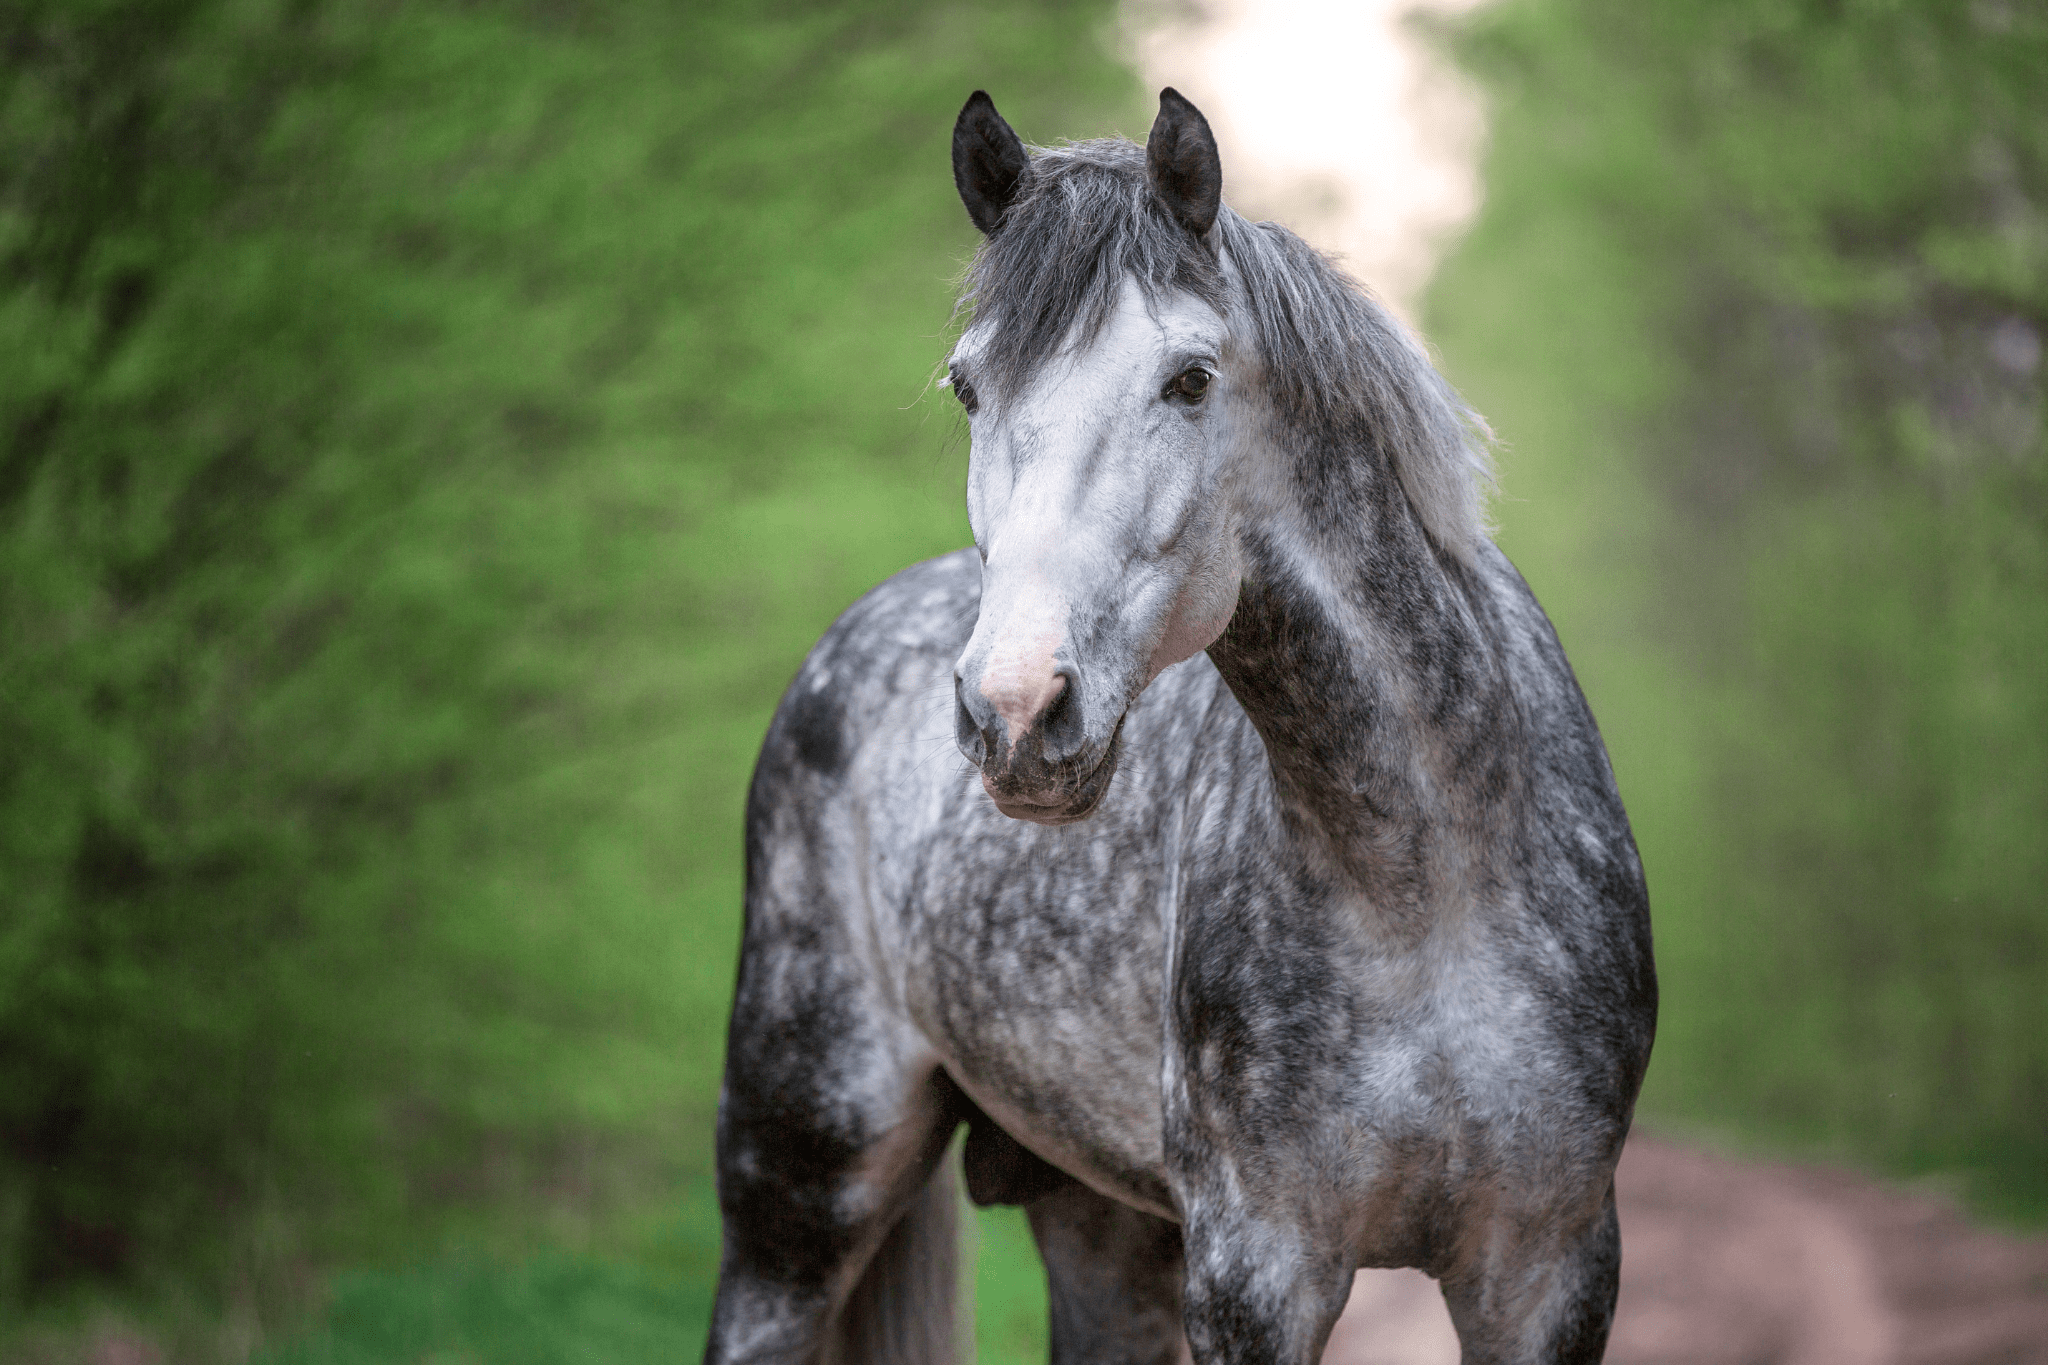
[957,139,1495,563]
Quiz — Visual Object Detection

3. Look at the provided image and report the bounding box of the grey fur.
[704,92,1653,1365]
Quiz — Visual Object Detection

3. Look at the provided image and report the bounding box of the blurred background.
[1,0,2041,1361]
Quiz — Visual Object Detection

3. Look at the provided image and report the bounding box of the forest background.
[1,0,2041,1360]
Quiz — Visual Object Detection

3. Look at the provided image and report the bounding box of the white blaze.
[977,583,1070,743]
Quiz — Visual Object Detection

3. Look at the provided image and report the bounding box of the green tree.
[1,0,1136,1321]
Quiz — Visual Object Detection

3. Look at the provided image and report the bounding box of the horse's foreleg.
[1438,1183,1621,1365]
[1177,1203,1355,1365]
[706,1054,960,1365]
[1024,1180,1186,1365]
[704,913,962,1365]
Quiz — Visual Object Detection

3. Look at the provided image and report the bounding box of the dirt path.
[1321,1135,2048,1365]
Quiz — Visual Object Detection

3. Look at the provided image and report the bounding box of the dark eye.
[1166,367,1211,403]
[949,368,979,415]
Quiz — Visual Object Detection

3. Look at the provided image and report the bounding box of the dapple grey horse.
[704,89,1655,1365]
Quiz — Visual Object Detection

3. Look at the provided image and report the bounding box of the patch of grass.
[246,1202,1050,1365]
[256,1258,712,1365]
[972,1206,1049,1365]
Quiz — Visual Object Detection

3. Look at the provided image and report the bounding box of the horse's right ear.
[952,91,1032,235]
[1146,88,1221,239]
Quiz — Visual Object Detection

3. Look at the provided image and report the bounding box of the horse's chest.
[906,837,1567,1235]
[904,824,1178,1212]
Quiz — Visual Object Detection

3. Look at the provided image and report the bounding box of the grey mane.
[956,138,1496,564]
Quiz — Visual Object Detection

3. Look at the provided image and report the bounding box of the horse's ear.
[1146,88,1222,239]
[953,91,1032,235]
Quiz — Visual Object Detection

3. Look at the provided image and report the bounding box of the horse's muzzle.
[955,672,1123,825]
[979,731,1123,825]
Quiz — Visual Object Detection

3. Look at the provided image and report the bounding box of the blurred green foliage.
[1429,0,2047,1217]
[3,0,2043,1357]
[0,0,1135,1340]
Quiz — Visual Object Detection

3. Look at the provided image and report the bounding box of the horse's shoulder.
[1467,547,1616,774]
[1467,545,1651,969]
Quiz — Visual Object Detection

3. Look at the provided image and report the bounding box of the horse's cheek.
[1146,570,1242,685]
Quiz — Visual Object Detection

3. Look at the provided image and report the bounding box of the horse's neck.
[1207,425,1514,922]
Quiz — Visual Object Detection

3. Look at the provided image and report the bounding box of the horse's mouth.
[981,726,1124,826]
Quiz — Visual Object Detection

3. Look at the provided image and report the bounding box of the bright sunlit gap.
[1124,0,1489,321]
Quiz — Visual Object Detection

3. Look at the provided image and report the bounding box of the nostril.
[1038,671,1082,760]
[954,674,986,766]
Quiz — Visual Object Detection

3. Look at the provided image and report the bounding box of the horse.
[703,89,1656,1365]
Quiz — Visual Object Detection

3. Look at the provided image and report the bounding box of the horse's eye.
[950,371,979,415]
[1167,367,1211,403]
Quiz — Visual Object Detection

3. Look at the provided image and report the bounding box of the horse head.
[946,90,1246,826]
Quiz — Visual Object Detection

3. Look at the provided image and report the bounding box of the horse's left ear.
[953,91,1033,235]
[1146,88,1222,239]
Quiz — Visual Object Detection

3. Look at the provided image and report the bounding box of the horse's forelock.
[954,139,1494,565]
[957,140,1223,399]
